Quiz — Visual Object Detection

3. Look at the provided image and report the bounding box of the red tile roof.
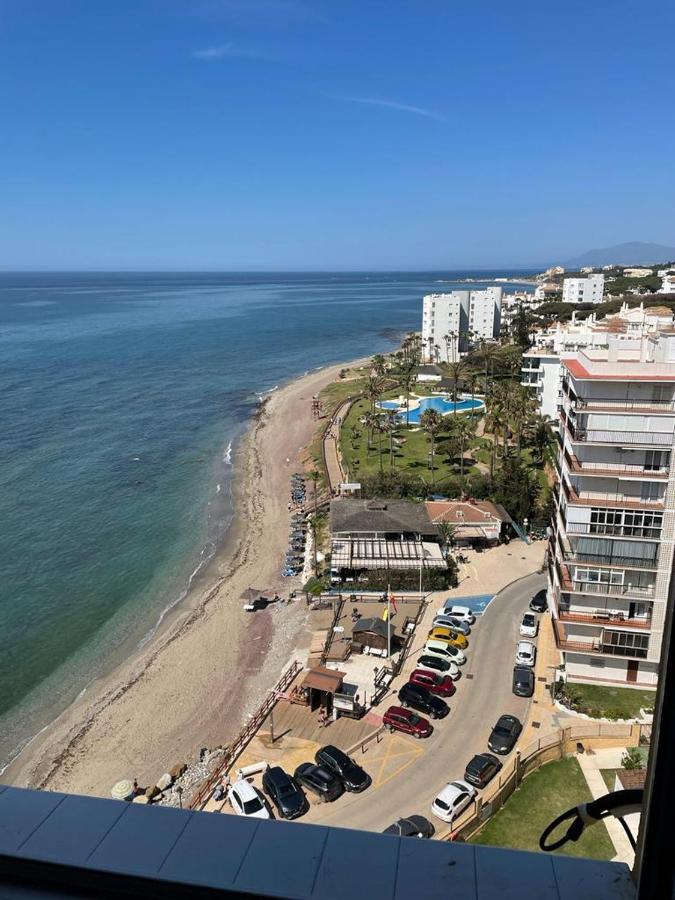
[564,358,675,382]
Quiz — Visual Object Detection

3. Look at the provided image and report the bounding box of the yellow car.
[427,625,468,650]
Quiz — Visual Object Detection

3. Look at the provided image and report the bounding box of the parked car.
[417,654,455,676]
[383,815,435,839]
[487,714,522,755]
[512,665,535,698]
[530,590,547,613]
[409,668,456,698]
[464,753,502,788]
[228,779,271,819]
[431,780,477,823]
[383,705,433,738]
[315,745,371,793]
[433,614,471,635]
[293,763,344,802]
[262,766,308,819]
[398,682,449,720]
[427,626,468,650]
[515,640,536,668]
[436,603,475,624]
[519,612,538,638]
[425,639,466,665]
[420,647,460,678]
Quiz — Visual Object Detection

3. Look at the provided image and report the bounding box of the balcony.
[562,481,664,511]
[564,450,670,481]
[558,609,652,630]
[573,397,675,414]
[565,420,673,448]
[553,621,649,659]
[556,562,655,600]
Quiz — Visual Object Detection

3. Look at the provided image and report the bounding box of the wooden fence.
[443,721,644,842]
[189,660,303,811]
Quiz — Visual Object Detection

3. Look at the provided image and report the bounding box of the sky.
[1,0,674,270]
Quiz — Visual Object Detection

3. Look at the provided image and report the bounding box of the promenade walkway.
[323,398,352,492]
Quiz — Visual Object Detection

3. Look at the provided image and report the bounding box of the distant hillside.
[565,242,675,268]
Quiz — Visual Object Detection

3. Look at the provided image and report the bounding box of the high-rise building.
[422,287,502,362]
[562,273,605,305]
[548,331,675,687]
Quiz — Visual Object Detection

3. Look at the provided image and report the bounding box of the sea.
[0,270,533,772]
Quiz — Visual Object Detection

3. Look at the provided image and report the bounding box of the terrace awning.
[331,539,446,569]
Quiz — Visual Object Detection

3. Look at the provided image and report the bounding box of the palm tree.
[383,409,399,468]
[420,409,443,488]
[479,341,500,402]
[364,375,384,413]
[398,366,416,429]
[371,354,386,377]
[531,416,552,463]
[454,416,476,480]
[447,359,467,410]
[436,521,456,558]
[374,414,387,472]
[467,372,480,418]
[308,468,321,515]
[363,410,379,456]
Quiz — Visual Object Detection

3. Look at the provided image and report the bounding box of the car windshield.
[242,796,264,814]
[495,724,511,736]
[523,615,535,626]
[408,712,421,725]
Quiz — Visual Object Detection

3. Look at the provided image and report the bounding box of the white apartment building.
[562,274,605,305]
[522,305,675,422]
[658,269,675,294]
[534,281,560,302]
[422,287,502,362]
[548,331,675,688]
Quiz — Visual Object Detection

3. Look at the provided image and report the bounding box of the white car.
[228,779,270,819]
[433,614,471,635]
[519,612,538,638]
[425,639,466,665]
[515,640,536,668]
[417,655,460,679]
[431,780,477,823]
[436,604,475,625]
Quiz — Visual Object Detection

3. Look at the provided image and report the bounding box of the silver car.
[433,614,471,635]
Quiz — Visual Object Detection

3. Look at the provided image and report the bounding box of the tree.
[420,409,444,488]
[398,365,416,429]
[492,456,540,523]
[383,409,399,468]
[454,416,476,480]
[308,469,321,515]
[511,304,533,349]
[530,417,553,463]
[371,354,387,377]
[364,375,384,413]
[436,521,456,558]
[446,359,467,408]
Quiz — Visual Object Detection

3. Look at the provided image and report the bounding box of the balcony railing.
[567,424,673,447]
[568,551,659,571]
[562,481,664,510]
[558,609,652,630]
[556,561,656,599]
[564,520,662,540]
[574,397,675,413]
[564,450,670,480]
[556,637,648,658]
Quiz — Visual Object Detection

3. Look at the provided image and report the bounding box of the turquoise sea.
[0,270,532,770]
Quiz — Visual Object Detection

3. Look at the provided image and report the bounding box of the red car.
[383,706,433,738]
[409,669,456,698]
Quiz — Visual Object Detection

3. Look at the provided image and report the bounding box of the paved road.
[303,571,547,834]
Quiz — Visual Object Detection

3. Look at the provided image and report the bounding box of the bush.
[355,563,458,592]
[621,747,643,770]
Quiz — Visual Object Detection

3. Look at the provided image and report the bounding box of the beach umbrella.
[111,779,134,801]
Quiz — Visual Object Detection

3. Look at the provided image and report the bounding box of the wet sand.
[3,359,363,797]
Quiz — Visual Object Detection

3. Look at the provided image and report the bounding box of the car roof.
[266,766,291,784]
[447,604,470,613]
[387,705,411,716]
[231,779,259,801]
[517,640,534,650]
[437,780,471,801]
[513,665,533,677]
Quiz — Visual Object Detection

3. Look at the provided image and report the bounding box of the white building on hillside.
[562,274,605,305]
[625,268,654,278]
[422,287,502,362]
[534,281,560,302]
[548,331,675,688]
[522,305,675,421]
[658,270,675,294]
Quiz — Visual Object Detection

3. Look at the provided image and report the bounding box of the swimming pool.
[378,395,484,424]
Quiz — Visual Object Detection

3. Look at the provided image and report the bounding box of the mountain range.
[564,242,675,268]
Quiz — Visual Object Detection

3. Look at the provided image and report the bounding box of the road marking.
[365,735,425,790]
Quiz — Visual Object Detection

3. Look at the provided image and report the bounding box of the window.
[603,630,649,658]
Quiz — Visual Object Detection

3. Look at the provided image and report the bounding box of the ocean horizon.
[0,270,533,772]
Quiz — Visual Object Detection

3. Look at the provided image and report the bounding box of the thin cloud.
[191,42,286,62]
[345,96,447,123]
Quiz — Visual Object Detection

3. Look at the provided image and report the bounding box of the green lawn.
[565,683,656,720]
[470,757,615,860]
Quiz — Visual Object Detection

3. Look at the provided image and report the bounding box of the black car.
[512,665,535,698]
[417,654,452,674]
[315,745,371,793]
[530,590,547,613]
[382,815,435,839]
[398,682,449,720]
[464,753,502,788]
[262,765,308,819]
[487,714,522,755]
[293,763,344,802]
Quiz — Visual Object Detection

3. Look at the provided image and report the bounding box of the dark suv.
[262,765,308,819]
[398,682,449,720]
[530,590,547,613]
[293,762,344,802]
[464,753,502,788]
[315,745,371,792]
[512,665,535,697]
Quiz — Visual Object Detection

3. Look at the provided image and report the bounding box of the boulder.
[156,773,173,791]
[169,763,187,780]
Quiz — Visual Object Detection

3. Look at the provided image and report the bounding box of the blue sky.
[1,0,674,269]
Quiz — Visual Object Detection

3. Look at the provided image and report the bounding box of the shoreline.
[3,357,368,797]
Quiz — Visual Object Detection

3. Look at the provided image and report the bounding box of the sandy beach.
[4,359,363,798]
